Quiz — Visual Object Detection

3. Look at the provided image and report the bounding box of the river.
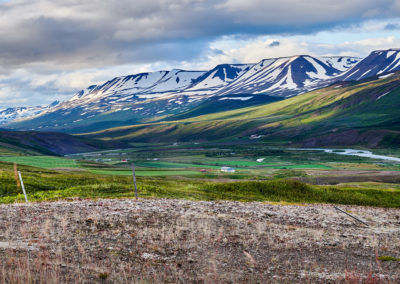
[288,148,400,163]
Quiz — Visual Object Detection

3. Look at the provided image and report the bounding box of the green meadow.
[0,156,78,169]
[0,161,399,208]
[89,169,202,177]
[0,142,398,208]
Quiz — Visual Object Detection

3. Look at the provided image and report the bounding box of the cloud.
[0,0,400,107]
[385,23,400,30]
[269,41,280,47]
[0,0,400,69]
[184,33,400,71]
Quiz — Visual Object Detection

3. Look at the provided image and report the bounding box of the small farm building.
[221,167,235,173]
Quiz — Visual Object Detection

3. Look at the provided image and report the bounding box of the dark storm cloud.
[0,0,400,69]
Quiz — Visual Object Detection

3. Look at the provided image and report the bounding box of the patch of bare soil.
[0,199,399,283]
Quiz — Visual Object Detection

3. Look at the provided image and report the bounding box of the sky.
[0,0,400,108]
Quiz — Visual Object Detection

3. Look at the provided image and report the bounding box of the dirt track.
[0,198,399,283]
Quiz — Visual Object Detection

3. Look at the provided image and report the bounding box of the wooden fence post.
[333,206,368,226]
[132,164,138,200]
[17,171,28,203]
[14,163,20,188]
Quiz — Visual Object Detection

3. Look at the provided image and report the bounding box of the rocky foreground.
[0,198,399,283]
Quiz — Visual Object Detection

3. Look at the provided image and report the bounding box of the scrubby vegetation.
[1,161,399,208]
[378,256,400,262]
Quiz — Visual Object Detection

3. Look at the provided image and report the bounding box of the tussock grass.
[205,180,400,207]
[378,256,400,262]
[0,160,399,207]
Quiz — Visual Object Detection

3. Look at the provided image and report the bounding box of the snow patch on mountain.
[218,96,253,101]
[379,73,394,79]
[376,91,391,101]
[187,64,253,91]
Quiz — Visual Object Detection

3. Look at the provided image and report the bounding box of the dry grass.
[0,198,399,283]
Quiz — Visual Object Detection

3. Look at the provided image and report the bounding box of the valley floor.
[0,198,399,283]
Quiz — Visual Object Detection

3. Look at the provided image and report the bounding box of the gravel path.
[0,198,399,283]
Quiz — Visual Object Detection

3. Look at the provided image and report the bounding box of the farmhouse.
[221,167,235,173]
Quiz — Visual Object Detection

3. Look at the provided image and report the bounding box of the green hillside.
[83,72,400,148]
[0,130,125,156]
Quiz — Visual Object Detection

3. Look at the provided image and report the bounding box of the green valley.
[1,70,400,208]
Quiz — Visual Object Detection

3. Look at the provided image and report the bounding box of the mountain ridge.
[82,70,400,148]
[4,48,400,134]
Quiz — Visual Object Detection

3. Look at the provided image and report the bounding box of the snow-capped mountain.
[70,69,206,104]
[186,64,254,92]
[45,56,359,119]
[339,49,400,81]
[14,48,400,132]
[0,101,59,125]
[216,56,360,97]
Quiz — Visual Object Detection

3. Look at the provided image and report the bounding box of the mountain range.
[2,54,364,132]
[86,68,400,148]
[2,48,400,144]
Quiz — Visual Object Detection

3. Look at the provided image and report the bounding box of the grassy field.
[134,161,222,169]
[0,156,78,169]
[89,169,203,176]
[0,142,398,208]
[0,161,399,207]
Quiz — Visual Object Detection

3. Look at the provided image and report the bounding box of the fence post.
[14,163,20,188]
[333,206,368,226]
[17,171,28,203]
[132,164,138,200]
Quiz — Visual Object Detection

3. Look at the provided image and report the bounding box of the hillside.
[0,130,123,155]
[83,71,400,148]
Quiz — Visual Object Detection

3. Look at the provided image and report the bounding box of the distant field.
[0,156,78,169]
[269,164,333,169]
[89,169,203,176]
[213,160,278,167]
[135,160,332,170]
[135,161,221,169]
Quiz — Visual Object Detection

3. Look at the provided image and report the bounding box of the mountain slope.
[166,94,283,121]
[68,69,206,106]
[4,54,361,132]
[0,101,60,125]
[216,56,359,97]
[83,71,400,148]
[186,64,254,91]
[0,130,124,155]
[339,49,400,81]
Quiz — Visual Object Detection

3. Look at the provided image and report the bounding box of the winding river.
[289,148,400,163]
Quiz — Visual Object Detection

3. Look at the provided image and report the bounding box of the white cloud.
[0,0,400,107]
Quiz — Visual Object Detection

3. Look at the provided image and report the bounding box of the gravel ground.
[0,198,399,283]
